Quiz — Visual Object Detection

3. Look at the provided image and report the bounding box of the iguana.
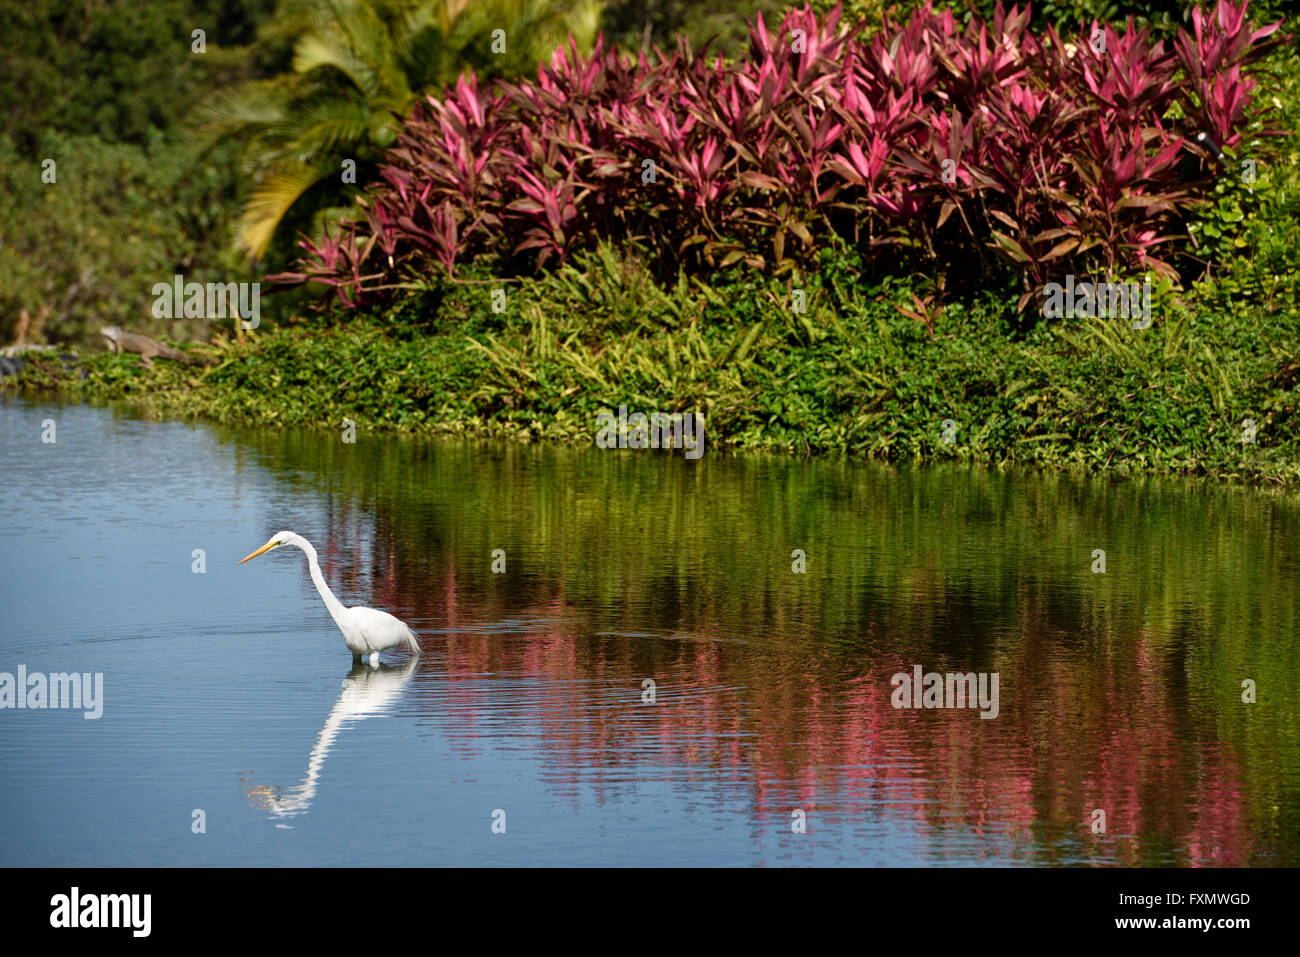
[100,326,199,367]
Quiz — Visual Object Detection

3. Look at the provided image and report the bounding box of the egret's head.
[238,531,297,565]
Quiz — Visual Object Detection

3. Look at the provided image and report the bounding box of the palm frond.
[294,27,384,99]
[237,160,337,260]
[195,0,603,263]
[292,95,379,162]
[191,78,295,134]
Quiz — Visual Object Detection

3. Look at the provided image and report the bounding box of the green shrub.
[0,130,294,345]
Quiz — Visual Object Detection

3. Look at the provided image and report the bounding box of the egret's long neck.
[297,539,349,627]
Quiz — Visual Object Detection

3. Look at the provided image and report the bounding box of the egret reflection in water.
[243,658,418,825]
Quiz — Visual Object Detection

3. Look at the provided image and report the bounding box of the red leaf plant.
[268,1,1287,313]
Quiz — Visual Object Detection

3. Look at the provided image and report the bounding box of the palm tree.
[194,0,603,262]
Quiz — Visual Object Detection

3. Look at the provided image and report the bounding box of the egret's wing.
[350,605,421,655]
[402,621,421,655]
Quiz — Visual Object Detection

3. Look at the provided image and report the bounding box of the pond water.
[1,393,1297,866]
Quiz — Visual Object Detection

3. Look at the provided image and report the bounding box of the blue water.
[2,394,1297,866]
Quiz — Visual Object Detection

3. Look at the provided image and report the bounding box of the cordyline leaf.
[988,210,1020,230]
[990,230,1031,263]
[1040,238,1079,261]
[1034,228,1077,242]
[506,199,547,214]
[892,151,937,178]
[1116,195,1179,212]
[826,157,864,186]
[739,171,783,190]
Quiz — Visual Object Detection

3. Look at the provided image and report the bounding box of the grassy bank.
[11,236,1299,486]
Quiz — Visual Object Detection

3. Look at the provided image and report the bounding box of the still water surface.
[1,394,1297,865]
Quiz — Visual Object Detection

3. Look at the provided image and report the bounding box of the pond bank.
[8,259,1299,488]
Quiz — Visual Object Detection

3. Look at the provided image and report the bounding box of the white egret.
[238,530,421,665]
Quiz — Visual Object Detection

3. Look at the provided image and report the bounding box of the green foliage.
[601,0,789,56]
[803,0,890,31]
[816,0,1297,40]
[21,232,1300,484]
[0,0,274,153]
[1187,47,1300,315]
[0,0,285,345]
[0,131,295,345]
[955,0,1191,35]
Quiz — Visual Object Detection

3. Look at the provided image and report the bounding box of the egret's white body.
[239,530,421,665]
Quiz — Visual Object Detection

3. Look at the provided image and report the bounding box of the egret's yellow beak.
[238,540,279,565]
